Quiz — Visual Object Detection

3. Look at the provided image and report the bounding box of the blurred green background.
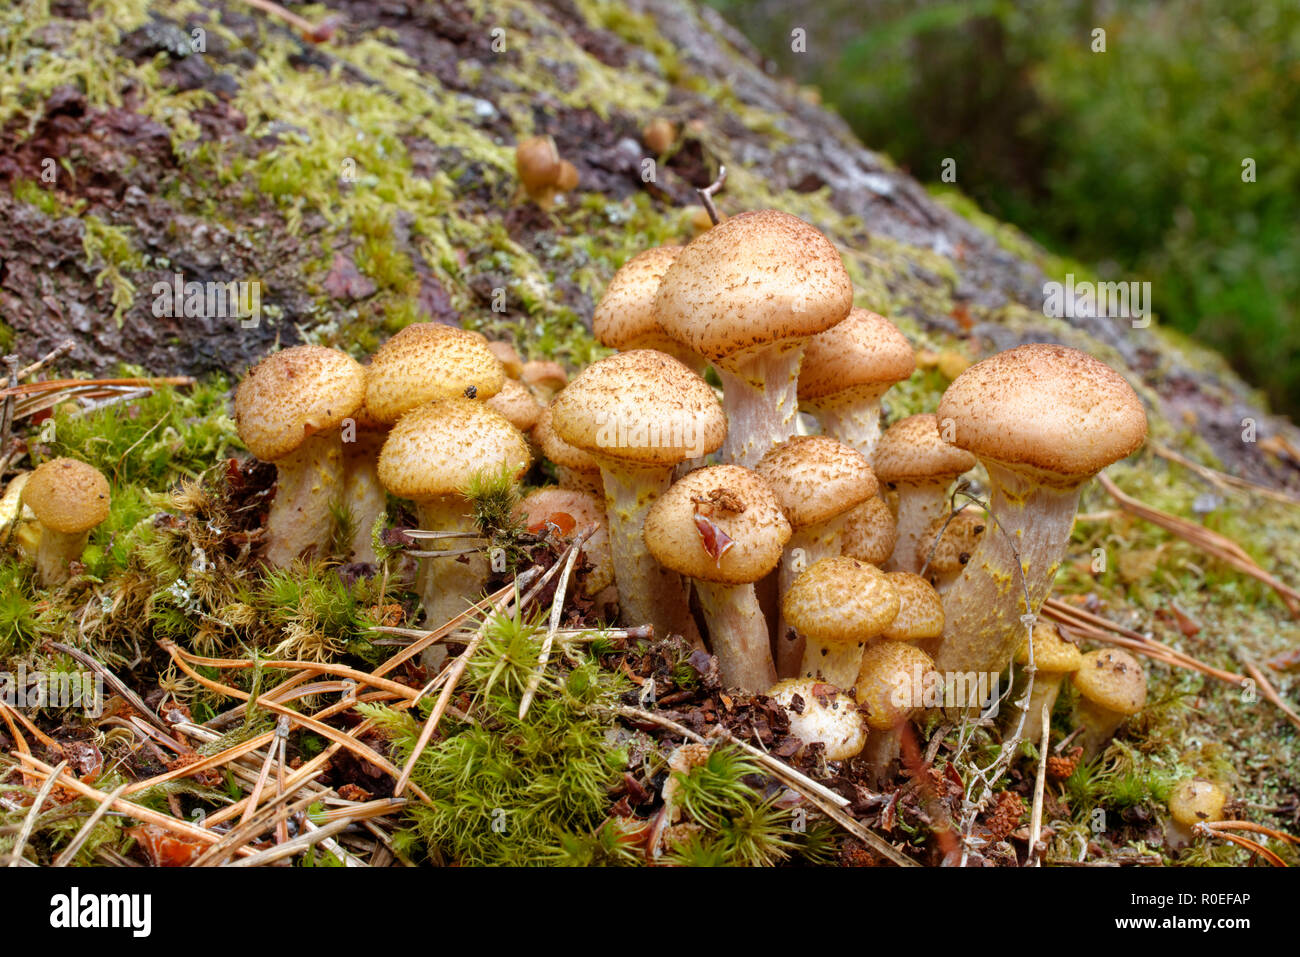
[708,0,1300,417]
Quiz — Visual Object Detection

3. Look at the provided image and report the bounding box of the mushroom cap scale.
[233,345,366,462]
[840,496,898,565]
[1015,621,1083,674]
[654,210,852,363]
[549,350,725,468]
[643,465,791,584]
[936,343,1147,482]
[754,435,878,529]
[377,399,530,502]
[593,246,683,351]
[364,323,506,425]
[782,556,900,648]
[873,414,976,484]
[797,309,916,402]
[1071,648,1147,715]
[880,572,944,641]
[23,458,111,534]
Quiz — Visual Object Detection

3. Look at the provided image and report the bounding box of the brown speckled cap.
[1072,648,1147,715]
[549,350,725,467]
[798,309,916,403]
[643,465,791,584]
[754,435,878,528]
[841,497,898,565]
[521,360,569,398]
[873,414,976,485]
[937,344,1147,481]
[881,572,944,641]
[921,509,985,574]
[654,210,852,364]
[532,405,601,475]
[855,641,936,730]
[1168,779,1227,827]
[782,556,900,649]
[234,345,366,462]
[486,377,544,432]
[23,458,110,534]
[365,323,505,424]
[377,398,530,502]
[487,340,524,379]
[593,246,683,352]
[1015,621,1083,674]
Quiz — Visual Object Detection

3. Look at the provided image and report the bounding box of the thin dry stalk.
[1240,658,1300,732]
[1151,441,1300,507]
[52,783,130,867]
[6,759,68,867]
[1027,702,1050,867]
[519,525,594,719]
[1195,822,1288,866]
[229,818,353,867]
[193,786,326,867]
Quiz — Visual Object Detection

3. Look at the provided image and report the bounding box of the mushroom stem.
[1018,674,1064,746]
[798,636,866,689]
[599,464,702,647]
[415,496,488,631]
[716,344,802,468]
[342,431,387,565]
[886,482,952,573]
[35,528,91,586]
[266,431,347,568]
[805,390,889,461]
[694,581,776,692]
[1075,697,1128,759]
[932,464,1082,678]
[860,726,904,787]
[775,518,847,678]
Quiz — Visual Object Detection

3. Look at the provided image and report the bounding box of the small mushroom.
[642,118,678,154]
[656,210,852,467]
[782,556,900,688]
[515,134,563,207]
[233,345,366,567]
[918,509,985,592]
[840,496,898,566]
[521,360,569,404]
[486,378,545,433]
[768,677,867,761]
[532,405,603,497]
[880,572,945,644]
[1071,648,1147,757]
[855,641,938,785]
[798,309,916,460]
[518,487,615,597]
[486,340,524,379]
[364,323,505,424]
[22,458,110,586]
[873,414,976,573]
[643,464,791,691]
[593,246,704,373]
[1166,778,1228,849]
[1009,621,1082,745]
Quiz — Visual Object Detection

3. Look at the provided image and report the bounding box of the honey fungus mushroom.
[655,210,852,468]
[364,322,505,424]
[1010,621,1082,744]
[918,508,985,592]
[840,495,898,566]
[1071,648,1148,757]
[518,487,615,598]
[643,465,791,691]
[233,345,366,567]
[855,641,938,785]
[768,677,867,761]
[22,458,110,586]
[593,246,704,373]
[1166,778,1228,849]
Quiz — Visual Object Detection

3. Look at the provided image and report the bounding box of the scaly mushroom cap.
[937,344,1148,485]
[365,323,505,424]
[549,350,725,467]
[377,399,530,502]
[643,465,791,584]
[855,641,936,730]
[1168,779,1228,828]
[487,340,524,379]
[798,309,916,403]
[782,557,900,651]
[840,496,898,565]
[519,487,614,594]
[532,405,602,476]
[23,458,111,534]
[873,414,976,485]
[768,677,867,760]
[485,377,544,432]
[234,345,366,462]
[654,209,852,366]
[754,436,878,529]
[593,246,683,351]
[920,509,985,573]
[881,572,944,641]
[1015,621,1083,675]
[1072,648,1147,715]
[521,360,569,397]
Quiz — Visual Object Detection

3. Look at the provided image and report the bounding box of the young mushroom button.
[855,641,938,785]
[655,210,852,468]
[1071,648,1148,758]
[22,457,111,586]
[768,677,867,761]
[1010,621,1082,745]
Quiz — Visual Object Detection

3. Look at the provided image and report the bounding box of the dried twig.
[228,817,353,867]
[519,525,594,719]
[7,759,68,867]
[52,783,130,867]
[1151,441,1300,507]
[695,166,727,225]
[1027,703,1050,867]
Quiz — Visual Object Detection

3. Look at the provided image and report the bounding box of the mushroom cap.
[487,340,524,379]
[23,458,111,534]
[798,309,916,403]
[532,405,602,475]
[873,414,977,485]
[1168,778,1228,827]
[592,246,683,351]
[1071,648,1147,715]
[643,465,791,584]
[365,323,505,424]
[519,487,613,594]
[768,677,867,760]
[515,135,561,193]
[881,572,944,641]
[377,399,530,502]
[1015,621,1083,674]
[855,641,936,730]
[549,350,726,468]
[233,345,366,462]
[936,343,1148,482]
[840,497,898,565]
[782,556,900,649]
[521,360,569,395]
[485,377,544,432]
[921,509,985,574]
[654,209,852,365]
[754,436,878,529]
